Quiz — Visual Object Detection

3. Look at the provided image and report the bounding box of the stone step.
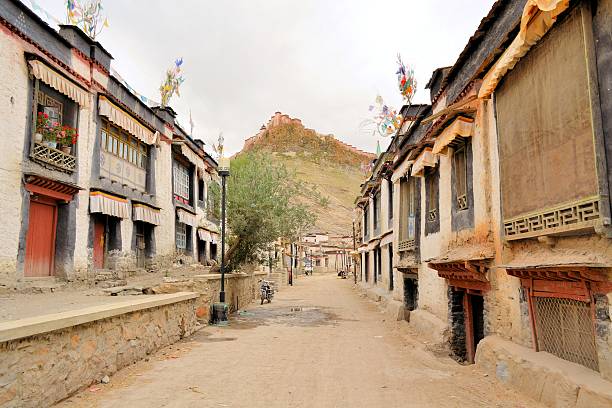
[95,279,127,289]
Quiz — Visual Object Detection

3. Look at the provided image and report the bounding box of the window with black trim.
[388,179,393,225]
[407,177,417,239]
[373,191,380,232]
[363,204,369,238]
[31,82,79,170]
[426,168,439,223]
[198,178,205,207]
[454,144,468,210]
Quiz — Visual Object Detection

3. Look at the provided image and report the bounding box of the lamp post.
[352,221,357,284]
[288,242,293,286]
[218,156,230,303]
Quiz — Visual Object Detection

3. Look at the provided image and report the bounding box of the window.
[173,161,191,202]
[363,204,369,238]
[426,169,438,222]
[373,191,380,231]
[454,145,468,210]
[388,179,394,225]
[176,222,187,250]
[100,119,148,169]
[399,177,417,243]
[407,178,416,239]
[198,178,206,206]
[32,84,78,171]
[37,90,63,125]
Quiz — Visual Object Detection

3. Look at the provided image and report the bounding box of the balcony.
[31,142,76,172]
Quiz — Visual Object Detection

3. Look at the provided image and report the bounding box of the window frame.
[387,178,394,225]
[175,221,187,250]
[453,144,468,211]
[426,169,438,222]
[173,160,191,203]
[100,119,148,170]
[373,191,380,232]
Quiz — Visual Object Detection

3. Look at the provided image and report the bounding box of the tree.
[218,152,317,272]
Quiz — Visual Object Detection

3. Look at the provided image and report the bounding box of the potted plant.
[57,125,78,154]
[34,112,49,144]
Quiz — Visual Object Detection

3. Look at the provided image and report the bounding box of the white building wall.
[0,32,30,281]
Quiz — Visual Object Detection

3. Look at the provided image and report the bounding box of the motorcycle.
[259,279,274,304]
[338,270,348,279]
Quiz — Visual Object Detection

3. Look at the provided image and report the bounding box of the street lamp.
[212,156,230,324]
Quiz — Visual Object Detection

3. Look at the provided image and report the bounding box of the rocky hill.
[240,112,375,235]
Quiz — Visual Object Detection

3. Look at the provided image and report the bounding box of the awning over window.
[28,60,90,108]
[410,148,436,177]
[98,96,156,145]
[89,191,130,218]
[210,232,219,245]
[133,203,161,225]
[391,159,414,183]
[177,208,197,226]
[197,228,211,241]
[479,0,569,98]
[432,116,474,156]
[181,143,205,170]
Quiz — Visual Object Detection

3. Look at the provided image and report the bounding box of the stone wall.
[0,293,198,408]
[192,272,266,319]
[151,272,267,321]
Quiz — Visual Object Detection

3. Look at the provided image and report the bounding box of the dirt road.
[57,275,541,408]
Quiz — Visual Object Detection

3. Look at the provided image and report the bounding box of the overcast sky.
[34,0,495,155]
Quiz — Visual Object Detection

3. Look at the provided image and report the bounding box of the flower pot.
[60,145,72,154]
[34,133,43,143]
[43,140,57,149]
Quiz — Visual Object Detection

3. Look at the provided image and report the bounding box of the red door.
[93,217,105,269]
[24,199,57,277]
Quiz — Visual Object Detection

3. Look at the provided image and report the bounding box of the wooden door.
[93,217,105,269]
[136,223,145,268]
[24,199,57,277]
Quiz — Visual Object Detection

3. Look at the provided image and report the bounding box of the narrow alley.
[57,275,541,408]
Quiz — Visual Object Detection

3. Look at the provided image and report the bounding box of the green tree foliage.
[223,152,317,271]
[207,181,221,221]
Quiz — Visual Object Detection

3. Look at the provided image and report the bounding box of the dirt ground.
[56,274,542,408]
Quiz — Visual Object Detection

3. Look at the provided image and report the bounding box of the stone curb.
[0,292,198,343]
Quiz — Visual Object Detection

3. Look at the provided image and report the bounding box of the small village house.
[355,0,612,390]
[0,0,219,289]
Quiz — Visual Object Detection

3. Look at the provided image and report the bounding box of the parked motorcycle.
[259,280,274,304]
[338,270,348,279]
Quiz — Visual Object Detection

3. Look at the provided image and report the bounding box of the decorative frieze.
[504,196,600,240]
[398,239,415,252]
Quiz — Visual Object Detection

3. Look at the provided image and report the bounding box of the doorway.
[92,215,120,269]
[210,242,218,262]
[135,222,148,268]
[388,244,394,291]
[198,239,207,264]
[403,275,418,311]
[448,288,485,363]
[24,197,58,277]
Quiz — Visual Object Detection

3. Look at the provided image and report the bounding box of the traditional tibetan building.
[355,0,612,395]
[0,0,219,289]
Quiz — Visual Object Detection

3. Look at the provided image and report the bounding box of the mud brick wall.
[0,298,197,408]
